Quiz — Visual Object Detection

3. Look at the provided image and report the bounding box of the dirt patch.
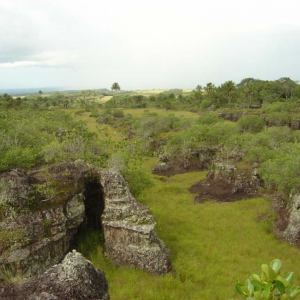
[190,177,249,203]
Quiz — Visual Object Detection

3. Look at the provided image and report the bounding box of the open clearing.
[69,106,300,299]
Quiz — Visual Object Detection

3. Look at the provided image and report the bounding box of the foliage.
[111,82,121,91]
[197,112,220,125]
[0,108,105,172]
[260,143,300,196]
[265,112,291,127]
[236,259,300,300]
[107,146,153,198]
[238,115,265,133]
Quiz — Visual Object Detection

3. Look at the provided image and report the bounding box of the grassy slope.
[72,108,300,300]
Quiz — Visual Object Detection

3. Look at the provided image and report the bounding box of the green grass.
[123,108,199,118]
[77,157,300,299]
[68,109,123,141]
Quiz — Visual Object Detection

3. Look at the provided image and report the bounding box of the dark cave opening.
[73,173,105,252]
[83,175,104,231]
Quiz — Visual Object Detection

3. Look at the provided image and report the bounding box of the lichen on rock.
[0,250,110,300]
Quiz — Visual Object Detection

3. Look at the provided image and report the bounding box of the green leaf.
[236,283,247,296]
[262,282,272,298]
[253,291,262,299]
[250,279,265,289]
[276,275,288,287]
[281,294,292,300]
[270,259,281,274]
[261,264,277,281]
[285,272,295,286]
[252,273,262,282]
[246,278,254,294]
[290,286,300,299]
[276,279,286,294]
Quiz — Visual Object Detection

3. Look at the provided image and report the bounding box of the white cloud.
[0,51,77,68]
[1,0,300,89]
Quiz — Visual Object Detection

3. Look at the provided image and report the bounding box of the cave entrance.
[83,174,104,231]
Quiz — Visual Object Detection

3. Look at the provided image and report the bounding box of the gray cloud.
[1,0,300,89]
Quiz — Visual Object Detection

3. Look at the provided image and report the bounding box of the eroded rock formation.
[190,163,262,202]
[276,194,300,245]
[0,162,171,281]
[152,147,219,176]
[0,250,109,300]
[0,163,88,278]
[100,169,171,275]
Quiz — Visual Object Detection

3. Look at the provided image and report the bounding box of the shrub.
[238,115,265,133]
[236,259,300,299]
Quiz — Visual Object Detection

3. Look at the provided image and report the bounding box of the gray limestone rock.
[279,194,300,245]
[0,250,109,300]
[100,168,171,275]
[0,163,171,281]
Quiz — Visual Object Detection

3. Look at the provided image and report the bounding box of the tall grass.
[77,158,300,299]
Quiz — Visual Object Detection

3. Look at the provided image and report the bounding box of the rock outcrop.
[0,250,109,300]
[0,162,171,280]
[277,194,300,245]
[190,163,262,202]
[0,163,88,278]
[100,169,171,275]
[152,147,219,176]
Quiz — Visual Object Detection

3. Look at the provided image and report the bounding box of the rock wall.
[277,194,300,245]
[0,250,109,300]
[100,169,171,275]
[0,165,87,278]
[0,162,171,279]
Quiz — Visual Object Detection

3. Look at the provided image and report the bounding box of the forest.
[2,77,300,299]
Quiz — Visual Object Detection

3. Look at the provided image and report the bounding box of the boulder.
[0,250,109,300]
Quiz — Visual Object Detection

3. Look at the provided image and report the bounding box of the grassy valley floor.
[71,108,300,299]
[77,160,300,299]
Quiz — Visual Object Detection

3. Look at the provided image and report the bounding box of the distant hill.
[0,87,110,96]
[0,87,62,96]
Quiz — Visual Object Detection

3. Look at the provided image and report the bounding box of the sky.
[0,0,300,90]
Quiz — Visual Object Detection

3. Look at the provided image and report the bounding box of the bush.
[197,113,220,125]
[238,115,265,133]
[236,259,300,299]
[265,112,291,126]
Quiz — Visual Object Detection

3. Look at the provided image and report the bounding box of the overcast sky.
[0,0,299,90]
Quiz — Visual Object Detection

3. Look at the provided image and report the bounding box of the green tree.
[244,83,257,107]
[221,80,236,108]
[195,85,202,93]
[111,82,121,91]
[204,82,215,100]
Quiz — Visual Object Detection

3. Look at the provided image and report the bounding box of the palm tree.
[204,82,215,99]
[222,81,235,108]
[244,83,256,107]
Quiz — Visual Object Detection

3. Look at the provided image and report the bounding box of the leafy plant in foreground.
[236,259,300,299]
